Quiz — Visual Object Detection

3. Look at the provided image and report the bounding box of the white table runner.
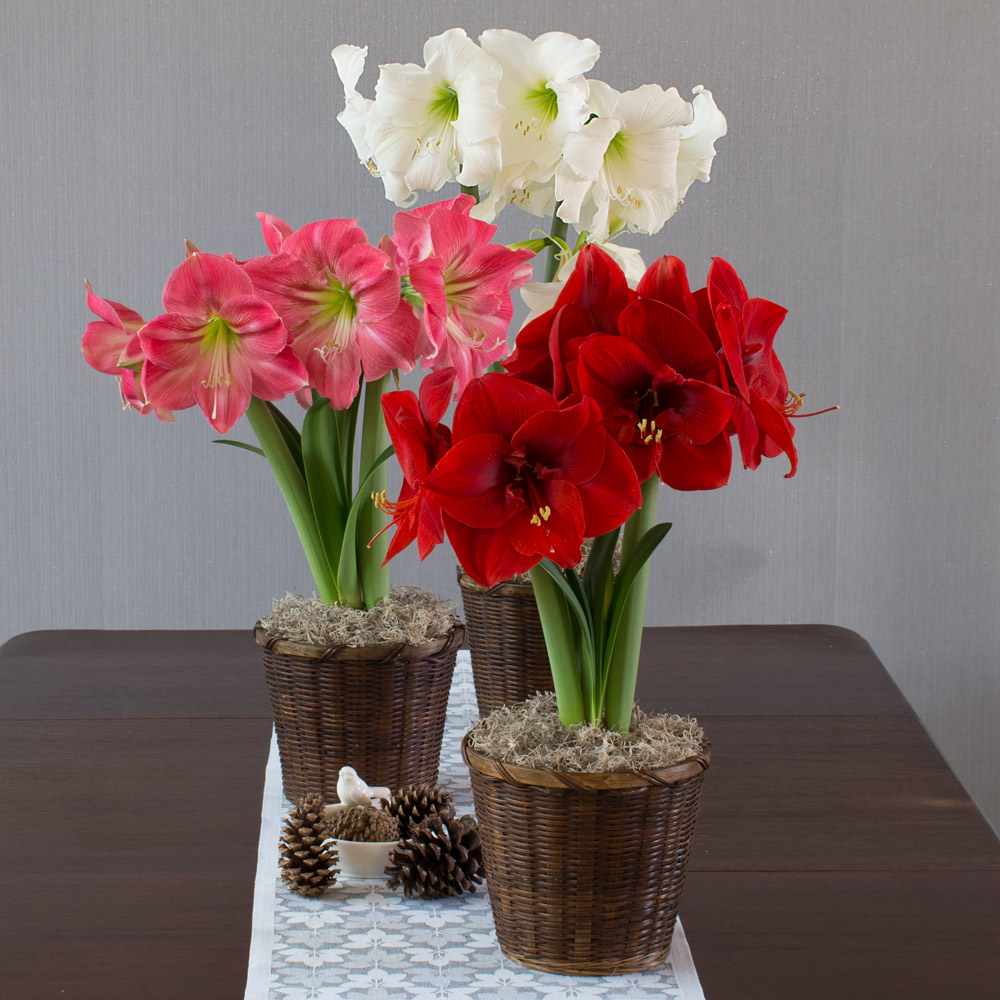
[244,652,707,1000]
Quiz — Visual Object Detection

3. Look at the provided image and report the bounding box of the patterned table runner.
[244,652,707,1000]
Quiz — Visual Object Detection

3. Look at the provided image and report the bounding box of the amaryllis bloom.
[505,243,636,399]
[243,216,421,410]
[696,257,798,476]
[333,30,504,207]
[577,294,736,490]
[82,281,173,421]
[376,367,455,561]
[555,80,694,241]
[391,195,534,392]
[138,253,306,434]
[676,86,728,203]
[474,29,600,223]
[424,374,641,586]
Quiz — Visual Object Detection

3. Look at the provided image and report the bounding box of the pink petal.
[193,354,254,434]
[161,253,255,316]
[304,343,363,410]
[249,346,307,400]
[257,212,293,254]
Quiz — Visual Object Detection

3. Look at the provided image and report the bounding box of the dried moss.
[467,692,706,773]
[258,587,461,647]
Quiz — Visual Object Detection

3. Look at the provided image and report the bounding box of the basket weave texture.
[256,623,463,801]
[462,734,710,976]
[458,571,553,715]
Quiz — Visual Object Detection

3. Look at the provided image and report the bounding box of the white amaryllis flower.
[677,85,728,201]
[333,30,504,207]
[520,241,647,324]
[473,29,600,222]
[554,80,694,241]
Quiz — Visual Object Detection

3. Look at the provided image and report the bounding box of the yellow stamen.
[539,505,551,521]
[530,513,542,526]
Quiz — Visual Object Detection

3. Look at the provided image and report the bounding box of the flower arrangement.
[82,201,532,612]
[331,27,829,733]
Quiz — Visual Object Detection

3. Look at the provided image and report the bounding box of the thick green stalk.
[544,208,568,282]
[459,183,480,202]
[529,565,586,726]
[603,475,661,732]
[357,375,390,609]
[245,397,338,604]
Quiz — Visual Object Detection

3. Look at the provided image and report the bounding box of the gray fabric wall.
[2,1,997,832]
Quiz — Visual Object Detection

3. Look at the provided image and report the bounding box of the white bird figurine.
[336,766,390,808]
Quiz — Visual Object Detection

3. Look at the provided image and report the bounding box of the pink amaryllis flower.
[423,373,641,586]
[391,195,534,393]
[138,253,306,434]
[243,216,421,409]
[81,281,173,421]
[376,367,455,561]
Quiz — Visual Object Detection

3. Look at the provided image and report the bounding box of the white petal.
[332,45,374,164]
[613,84,693,133]
[584,79,621,118]
[677,86,728,199]
[533,31,601,79]
[332,44,367,92]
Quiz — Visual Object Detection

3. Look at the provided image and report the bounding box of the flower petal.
[425,434,521,528]
[452,374,557,441]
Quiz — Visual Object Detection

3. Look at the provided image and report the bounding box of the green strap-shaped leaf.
[301,398,349,578]
[265,402,305,479]
[212,439,265,457]
[533,559,597,685]
[335,443,396,609]
[601,522,672,687]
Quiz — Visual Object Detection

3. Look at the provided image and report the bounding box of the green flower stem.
[246,397,339,605]
[603,475,661,733]
[460,184,480,203]
[529,564,586,726]
[544,208,569,282]
[357,375,391,609]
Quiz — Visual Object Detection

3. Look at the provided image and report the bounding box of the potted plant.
[80,200,532,802]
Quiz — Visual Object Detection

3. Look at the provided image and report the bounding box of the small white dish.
[325,803,398,879]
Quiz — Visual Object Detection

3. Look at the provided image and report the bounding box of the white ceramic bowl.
[325,803,398,879]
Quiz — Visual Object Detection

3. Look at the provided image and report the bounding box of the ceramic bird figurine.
[336,766,390,808]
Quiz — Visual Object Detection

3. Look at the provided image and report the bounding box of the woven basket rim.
[254,620,464,662]
[461,732,710,790]
[457,568,533,596]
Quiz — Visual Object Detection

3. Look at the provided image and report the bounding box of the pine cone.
[387,783,455,836]
[279,793,338,896]
[385,813,483,900]
[328,805,400,843]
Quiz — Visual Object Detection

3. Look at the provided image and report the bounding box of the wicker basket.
[462,734,710,975]
[458,570,553,715]
[256,623,463,801]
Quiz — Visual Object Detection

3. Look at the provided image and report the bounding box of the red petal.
[619,299,720,382]
[576,435,642,536]
[637,255,699,321]
[424,434,521,528]
[443,514,537,587]
[418,367,456,427]
[452,373,557,442]
[510,396,606,486]
[555,243,635,333]
[707,256,749,313]
[748,391,798,478]
[654,431,733,491]
[652,377,735,446]
[508,479,585,568]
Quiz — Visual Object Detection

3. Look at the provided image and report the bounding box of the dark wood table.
[1,626,998,998]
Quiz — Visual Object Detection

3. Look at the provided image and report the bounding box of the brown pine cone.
[385,813,483,900]
[387,783,455,836]
[328,805,400,843]
[279,793,338,896]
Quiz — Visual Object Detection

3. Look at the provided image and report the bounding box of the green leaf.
[301,398,349,575]
[265,402,305,479]
[602,522,672,678]
[335,444,396,608]
[534,559,597,678]
[212,439,265,457]
[582,529,619,608]
[507,237,549,253]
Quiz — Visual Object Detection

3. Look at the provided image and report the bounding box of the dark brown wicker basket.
[458,570,553,715]
[256,623,463,802]
[462,734,710,975]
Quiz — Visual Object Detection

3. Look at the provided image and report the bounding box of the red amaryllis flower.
[376,367,455,561]
[578,294,735,490]
[504,243,635,399]
[139,253,307,434]
[696,256,797,476]
[243,216,421,409]
[423,373,640,586]
[81,281,173,421]
[390,195,534,394]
